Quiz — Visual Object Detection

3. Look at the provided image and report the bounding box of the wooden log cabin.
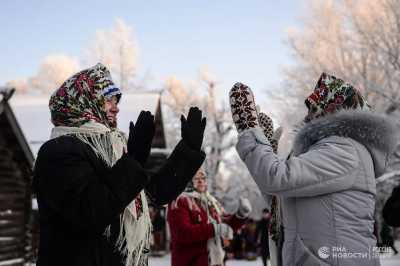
[0,88,35,265]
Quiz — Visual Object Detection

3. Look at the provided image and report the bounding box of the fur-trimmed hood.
[292,110,399,177]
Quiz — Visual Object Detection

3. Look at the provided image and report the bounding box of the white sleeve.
[236,127,359,197]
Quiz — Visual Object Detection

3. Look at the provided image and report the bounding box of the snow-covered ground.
[149,254,400,266]
[23,242,400,266]
[149,241,400,265]
[149,255,265,266]
[21,255,400,266]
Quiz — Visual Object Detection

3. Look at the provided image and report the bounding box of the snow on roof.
[9,92,161,156]
[117,93,160,134]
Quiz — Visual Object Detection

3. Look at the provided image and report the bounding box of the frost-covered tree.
[5,79,29,93]
[281,0,400,116]
[199,68,236,195]
[163,70,233,194]
[27,55,79,93]
[163,69,265,216]
[85,18,138,91]
[163,75,206,148]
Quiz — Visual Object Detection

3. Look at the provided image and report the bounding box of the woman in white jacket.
[229,73,398,266]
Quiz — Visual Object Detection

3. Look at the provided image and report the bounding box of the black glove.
[180,107,207,151]
[128,111,155,166]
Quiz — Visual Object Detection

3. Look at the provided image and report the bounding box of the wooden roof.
[0,88,34,168]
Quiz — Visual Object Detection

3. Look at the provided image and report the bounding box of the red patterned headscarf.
[49,63,121,128]
[305,73,369,122]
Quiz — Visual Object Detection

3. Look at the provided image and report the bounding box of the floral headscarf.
[49,63,121,128]
[305,72,369,122]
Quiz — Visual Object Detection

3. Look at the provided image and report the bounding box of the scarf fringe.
[115,191,152,266]
[51,122,152,266]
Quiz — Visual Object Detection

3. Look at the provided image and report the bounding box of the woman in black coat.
[33,63,207,266]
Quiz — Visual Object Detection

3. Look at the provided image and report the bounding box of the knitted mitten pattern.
[229,82,258,133]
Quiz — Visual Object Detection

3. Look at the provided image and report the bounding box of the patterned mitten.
[258,112,274,139]
[229,82,259,133]
[258,112,280,153]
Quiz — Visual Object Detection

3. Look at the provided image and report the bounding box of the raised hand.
[180,107,207,151]
[229,82,259,133]
[258,112,282,153]
[258,112,274,140]
[127,111,155,166]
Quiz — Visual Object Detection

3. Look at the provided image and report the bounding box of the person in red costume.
[167,169,252,266]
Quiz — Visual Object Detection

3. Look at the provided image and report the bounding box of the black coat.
[33,136,205,266]
[383,184,400,227]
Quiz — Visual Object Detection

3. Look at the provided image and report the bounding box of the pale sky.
[0,0,305,101]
